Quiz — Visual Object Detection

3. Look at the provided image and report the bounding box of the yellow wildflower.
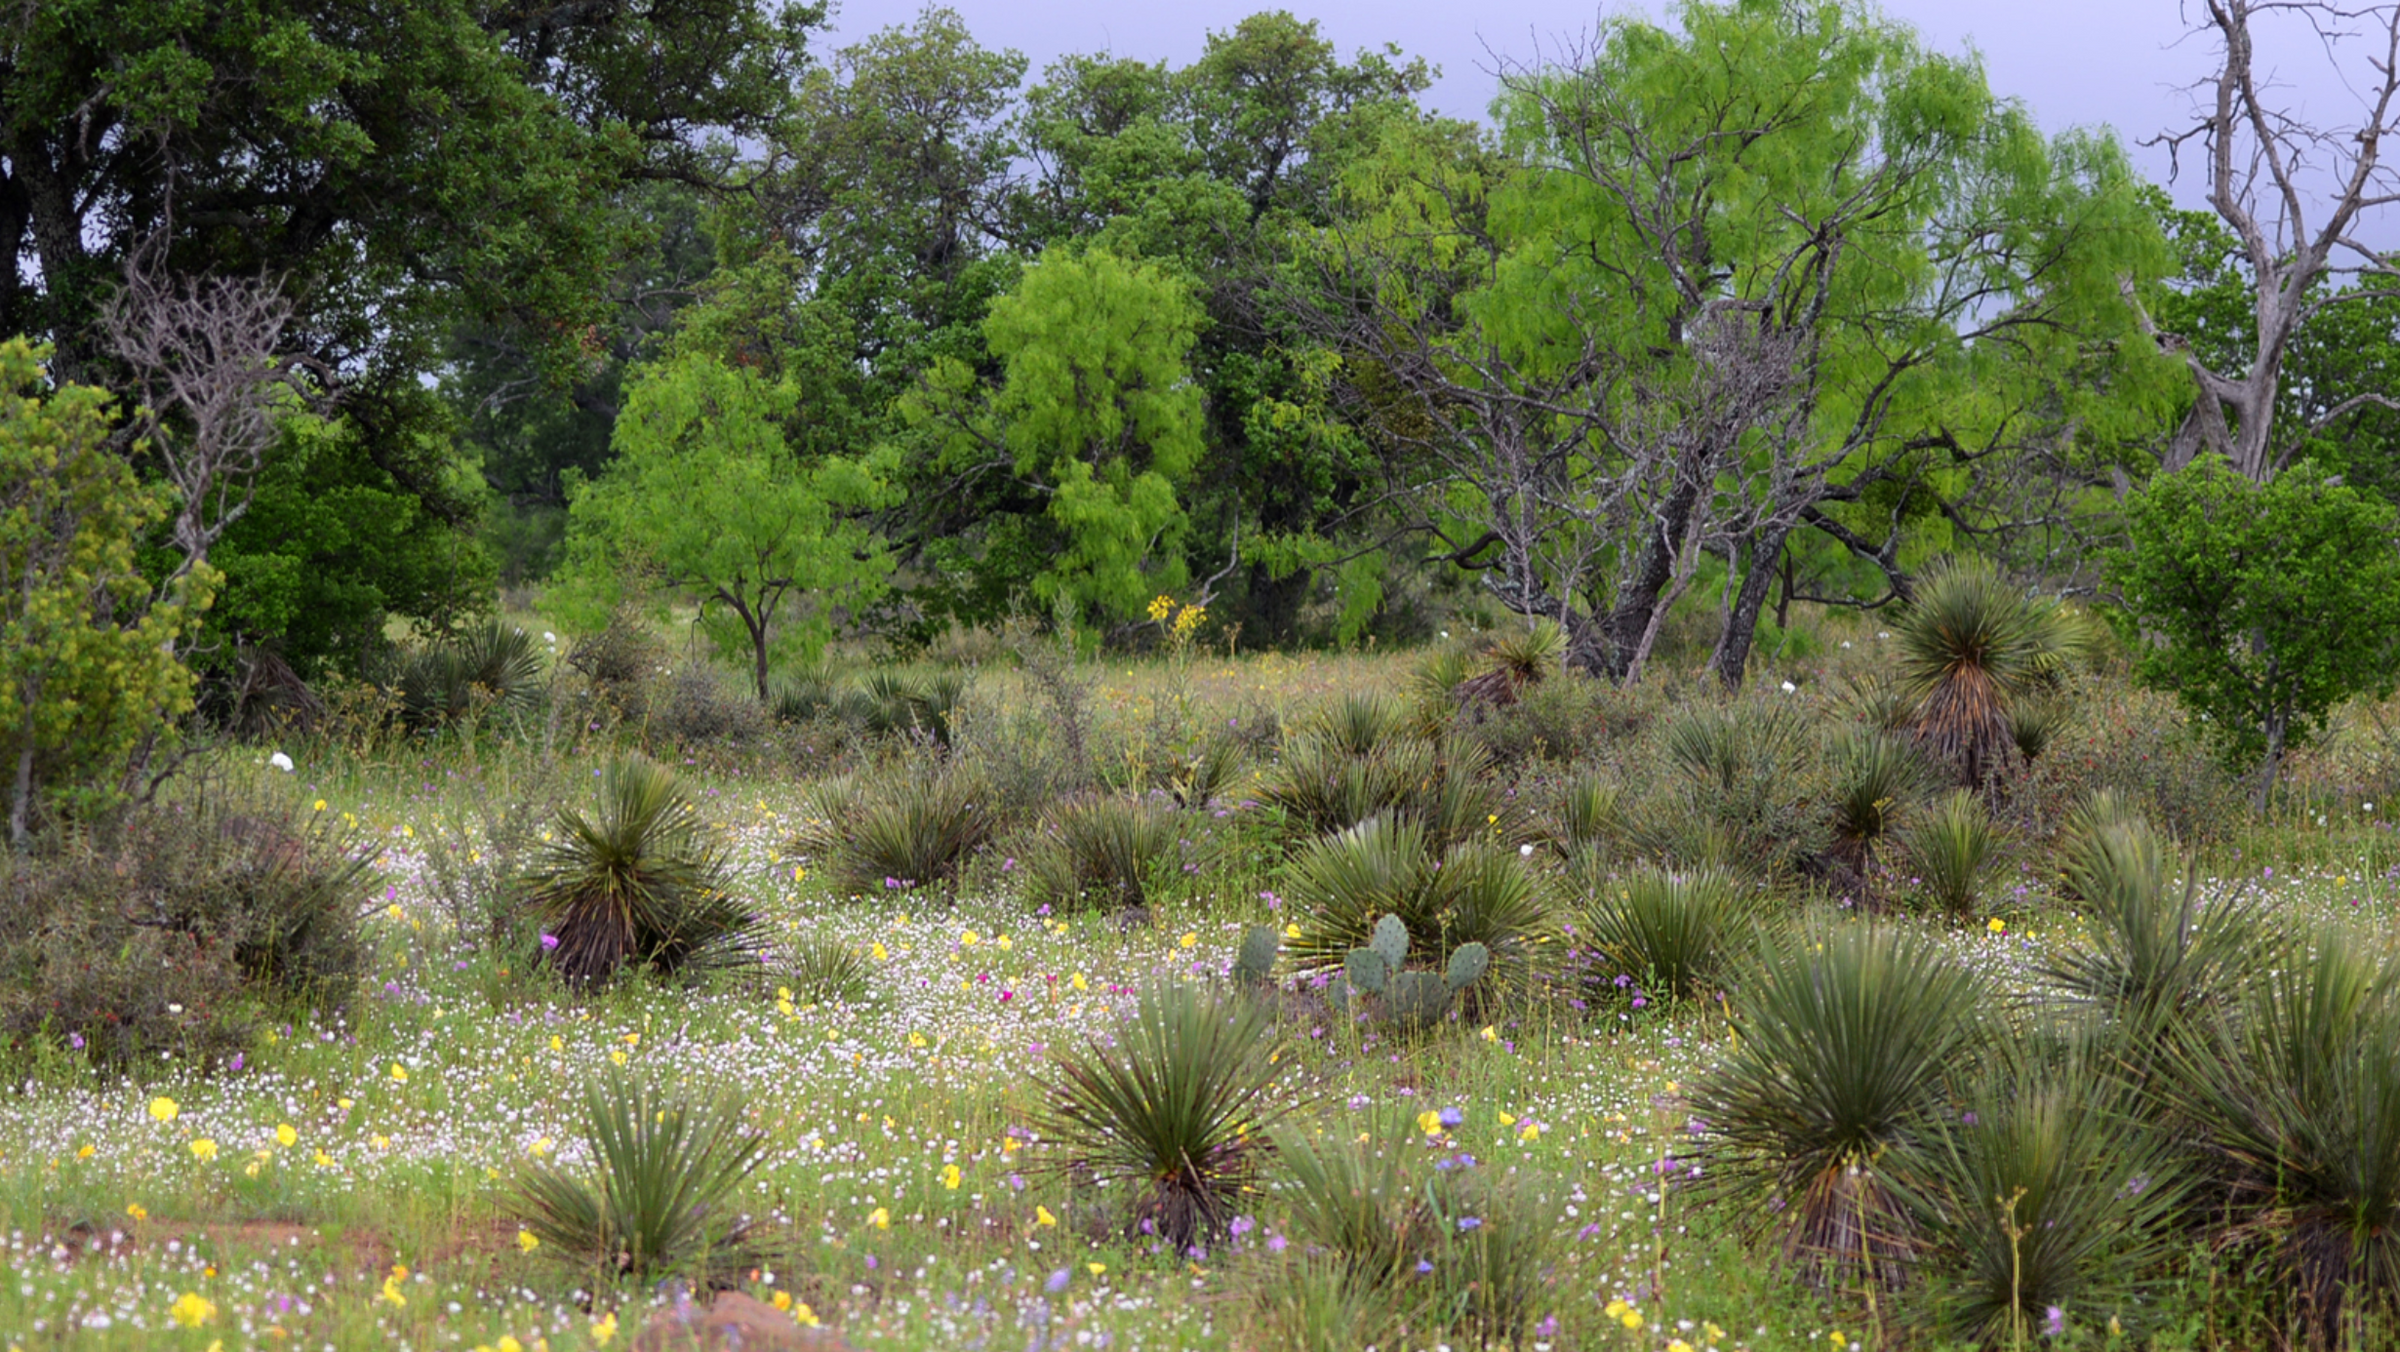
[1179,931,1198,949]
[942,1163,962,1190]
[126,1203,148,1220]
[169,1292,217,1327]
[590,1312,618,1347]
[148,1097,178,1123]
[189,1138,218,1161]
[389,1063,408,1082]
[274,1123,297,1148]
[869,1207,890,1229]
[518,1228,540,1253]
[1035,1205,1057,1227]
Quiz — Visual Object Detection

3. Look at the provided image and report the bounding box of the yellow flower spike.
[942,1163,962,1190]
[313,1150,334,1167]
[623,1032,640,1046]
[869,1207,890,1229]
[148,1096,178,1123]
[518,1228,540,1253]
[871,942,889,961]
[1479,1025,1498,1043]
[610,1051,627,1066]
[275,1123,297,1149]
[1706,1323,1727,1341]
[1071,973,1089,992]
[1035,1205,1057,1227]
[189,1138,218,1161]
[1605,1299,1628,1318]
[1519,1122,1540,1142]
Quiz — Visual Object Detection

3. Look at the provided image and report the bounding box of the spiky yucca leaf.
[1555,774,1621,854]
[2042,819,2264,1038]
[1021,795,1180,911]
[1576,866,1756,1001]
[1035,984,1290,1250]
[831,768,995,895]
[1694,926,1988,1274]
[2054,787,2145,902]
[1827,729,1933,871]
[1313,693,1408,757]
[1258,735,1438,839]
[520,756,756,985]
[781,934,874,1006]
[514,1073,766,1281]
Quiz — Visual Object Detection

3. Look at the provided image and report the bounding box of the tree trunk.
[1709,523,1792,691]
[1595,449,1711,679]
[2254,703,2288,815]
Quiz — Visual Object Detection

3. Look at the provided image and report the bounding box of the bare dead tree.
[2147,0,2400,480]
[99,232,299,591]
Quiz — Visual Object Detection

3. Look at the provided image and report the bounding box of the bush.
[779,934,873,1007]
[1034,983,1290,1250]
[1020,795,1181,912]
[515,1072,766,1282]
[2042,815,2263,1040]
[829,765,997,896]
[1901,789,2000,918]
[566,607,665,718]
[645,666,766,747]
[0,788,379,1071]
[1283,816,1548,995]
[1693,925,1988,1278]
[1629,698,1826,876]
[1825,728,1934,879]
[1893,555,2055,785]
[1573,865,1756,1002]
[519,755,759,985]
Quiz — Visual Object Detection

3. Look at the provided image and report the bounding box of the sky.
[819,0,2387,225]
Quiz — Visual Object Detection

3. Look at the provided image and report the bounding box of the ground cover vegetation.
[9,0,2400,1347]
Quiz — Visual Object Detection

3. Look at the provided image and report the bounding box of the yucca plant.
[771,667,841,723]
[1020,795,1180,911]
[2166,930,2400,1346]
[1649,699,1821,874]
[1407,647,1478,738]
[1259,735,1439,839]
[1575,865,1756,1002]
[519,756,757,985]
[1902,789,2000,918]
[1892,556,2053,785]
[1283,816,1548,991]
[2053,787,2146,903]
[514,1072,765,1282]
[780,933,874,1006]
[2005,693,2070,765]
[389,618,547,730]
[1694,925,1989,1280]
[831,765,996,896]
[1897,1052,2193,1347]
[1035,983,1291,1250]
[1454,620,1565,709]
[1169,736,1248,809]
[1826,728,1934,877]
[2042,818,2265,1040]
[1554,774,1621,854]
[1313,692,1408,757]
[1415,740,1534,852]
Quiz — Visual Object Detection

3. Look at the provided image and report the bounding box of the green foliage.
[2166,929,2400,1342]
[827,765,997,896]
[2113,456,2400,806]
[1892,556,2056,784]
[0,339,211,838]
[1641,698,1825,875]
[779,935,874,1008]
[1901,790,2001,917]
[1695,925,1988,1270]
[1826,728,1934,874]
[2040,818,2262,1037]
[559,350,894,701]
[381,619,546,732]
[1034,983,1290,1249]
[515,1072,767,1282]
[1575,866,1756,1002]
[1020,795,1180,912]
[1284,816,1548,993]
[519,755,758,985]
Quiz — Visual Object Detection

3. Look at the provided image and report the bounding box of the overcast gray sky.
[820,0,2385,219]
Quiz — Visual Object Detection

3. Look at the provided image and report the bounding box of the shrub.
[1825,728,1934,877]
[645,666,766,746]
[566,607,664,717]
[779,934,873,1007]
[519,755,759,985]
[515,1072,766,1282]
[770,666,842,723]
[2165,929,2400,1344]
[0,788,379,1071]
[1694,925,1988,1278]
[1901,789,2000,918]
[1312,692,1408,756]
[1260,735,1435,838]
[1020,795,1180,912]
[1034,983,1290,1250]
[1574,865,1756,1002]
[1900,1055,2193,1346]
[829,765,997,896]
[1633,698,1825,876]
[385,618,546,731]
[1283,816,1547,995]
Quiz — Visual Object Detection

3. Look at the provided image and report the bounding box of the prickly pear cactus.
[1344,946,1391,995]
[1234,925,1280,986]
[1370,913,1409,970]
[1444,941,1491,993]
[1386,970,1453,1030]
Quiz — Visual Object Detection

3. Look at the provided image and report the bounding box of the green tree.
[558,352,893,701]
[0,341,212,843]
[2112,456,2400,810]
[904,250,1204,626]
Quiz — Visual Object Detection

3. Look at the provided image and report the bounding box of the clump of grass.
[514,1072,765,1282]
[1901,789,2000,918]
[1574,865,1756,1002]
[829,765,996,896]
[1282,815,1548,991]
[519,755,758,985]
[779,934,874,1006]
[1020,795,1180,912]
[1826,727,1933,878]
[1035,983,1291,1251]
[1694,925,1988,1281]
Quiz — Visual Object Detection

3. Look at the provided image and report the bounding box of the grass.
[9,637,2400,1349]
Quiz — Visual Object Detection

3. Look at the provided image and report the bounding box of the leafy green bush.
[519,755,759,984]
[1694,925,1988,1277]
[1020,795,1180,911]
[1034,983,1289,1250]
[1574,865,1756,1002]
[1901,789,2000,917]
[515,1072,766,1282]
